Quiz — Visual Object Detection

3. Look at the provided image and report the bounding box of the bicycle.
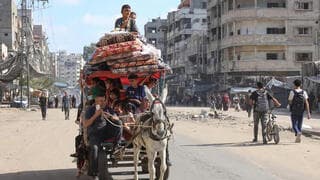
[266,109,280,144]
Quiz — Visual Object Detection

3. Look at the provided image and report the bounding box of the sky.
[28,0,180,53]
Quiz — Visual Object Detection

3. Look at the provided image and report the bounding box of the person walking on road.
[245,90,253,118]
[54,95,59,108]
[250,82,281,144]
[72,95,76,108]
[62,92,71,120]
[39,91,48,120]
[288,79,311,143]
[222,93,230,111]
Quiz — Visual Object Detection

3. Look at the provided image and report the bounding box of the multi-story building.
[48,52,57,79]
[165,0,208,97]
[0,0,19,51]
[33,25,50,73]
[144,17,168,60]
[207,0,320,88]
[57,51,84,87]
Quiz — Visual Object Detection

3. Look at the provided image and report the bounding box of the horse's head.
[149,99,169,140]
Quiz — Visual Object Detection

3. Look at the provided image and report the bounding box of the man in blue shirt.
[83,93,122,177]
[126,74,146,111]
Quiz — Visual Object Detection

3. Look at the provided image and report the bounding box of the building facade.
[57,51,84,87]
[144,17,168,60]
[207,0,320,88]
[0,0,19,52]
[48,52,57,79]
[165,0,208,98]
[33,25,50,73]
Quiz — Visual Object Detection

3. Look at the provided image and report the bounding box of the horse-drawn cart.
[76,31,172,180]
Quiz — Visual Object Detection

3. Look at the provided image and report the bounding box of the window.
[267,3,286,8]
[295,53,312,61]
[4,33,8,36]
[266,28,285,34]
[202,2,207,9]
[266,53,278,60]
[202,19,207,23]
[295,2,313,10]
[297,27,311,35]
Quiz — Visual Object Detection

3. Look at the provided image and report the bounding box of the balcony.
[221,8,288,23]
[221,34,287,48]
[221,59,299,74]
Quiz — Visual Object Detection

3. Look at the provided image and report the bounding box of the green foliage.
[29,77,54,89]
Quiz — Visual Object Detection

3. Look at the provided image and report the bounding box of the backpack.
[290,90,305,115]
[255,90,269,112]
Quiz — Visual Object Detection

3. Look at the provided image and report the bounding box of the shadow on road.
[0,168,92,180]
[0,168,149,180]
[181,141,294,148]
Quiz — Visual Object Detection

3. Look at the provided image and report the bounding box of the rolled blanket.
[112,65,159,74]
[96,32,136,47]
[106,51,154,65]
[89,52,135,65]
[91,40,142,63]
[112,58,158,69]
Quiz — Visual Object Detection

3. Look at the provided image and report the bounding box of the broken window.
[297,27,311,35]
[266,53,278,60]
[266,27,286,34]
[295,53,312,61]
[295,1,313,10]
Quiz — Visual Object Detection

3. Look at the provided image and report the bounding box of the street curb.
[302,129,320,137]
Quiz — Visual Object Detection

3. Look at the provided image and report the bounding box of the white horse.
[132,97,171,180]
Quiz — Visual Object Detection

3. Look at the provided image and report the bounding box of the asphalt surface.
[0,108,315,180]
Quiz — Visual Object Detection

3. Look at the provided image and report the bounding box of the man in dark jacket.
[83,93,122,178]
[62,92,71,120]
[250,82,281,144]
[39,92,47,120]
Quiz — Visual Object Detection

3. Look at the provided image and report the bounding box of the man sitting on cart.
[126,73,146,113]
[83,92,122,177]
[114,4,139,34]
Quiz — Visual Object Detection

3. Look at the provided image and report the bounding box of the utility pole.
[19,0,49,108]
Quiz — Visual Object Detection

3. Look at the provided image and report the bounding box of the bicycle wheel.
[273,124,280,144]
[266,122,273,141]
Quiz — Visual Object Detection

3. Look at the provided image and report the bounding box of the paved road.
[0,108,317,180]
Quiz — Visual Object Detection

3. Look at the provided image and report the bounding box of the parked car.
[11,96,28,108]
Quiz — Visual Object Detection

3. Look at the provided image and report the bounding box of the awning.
[306,76,320,84]
[266,78,291,89]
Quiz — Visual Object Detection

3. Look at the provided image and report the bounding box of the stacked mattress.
[89,32,171,74]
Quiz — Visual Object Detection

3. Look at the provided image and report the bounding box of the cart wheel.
[155,157,170,180]
[273,124,280,144]
[266,122,273,141]
[98,150,109,180]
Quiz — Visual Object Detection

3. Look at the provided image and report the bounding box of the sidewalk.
[274,108,320,137]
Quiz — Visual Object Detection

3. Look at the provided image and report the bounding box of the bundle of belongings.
[89,31,171,74]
